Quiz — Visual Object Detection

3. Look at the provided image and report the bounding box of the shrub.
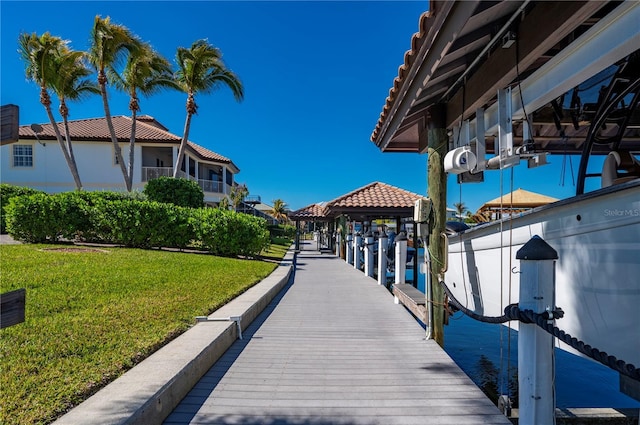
[4,188,268,257]
[193,209,270,257]
[143,177,204,208]
[268,224,296,239]
[5,192,89,243]
[0,184,44,233]
[89,200,195,249]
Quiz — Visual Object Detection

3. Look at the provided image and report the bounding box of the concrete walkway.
[164,241,511,425]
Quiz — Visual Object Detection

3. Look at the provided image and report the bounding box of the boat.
[443,50,640,379]
[368,0,640,400]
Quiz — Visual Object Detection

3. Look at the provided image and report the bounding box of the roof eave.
[373,1,480,152]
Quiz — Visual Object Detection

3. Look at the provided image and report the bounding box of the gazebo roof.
[325,182,423,221]
[289,182,425,222]
[288,203,329,220]
[479,188,558,211]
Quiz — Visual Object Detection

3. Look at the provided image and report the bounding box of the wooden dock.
[164,241,511,425]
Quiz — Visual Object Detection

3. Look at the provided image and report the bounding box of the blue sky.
[1,1,581,212]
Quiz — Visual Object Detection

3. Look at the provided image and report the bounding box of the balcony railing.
[142,167,225,194]
[142,167,173,181]
[199,179,223,194]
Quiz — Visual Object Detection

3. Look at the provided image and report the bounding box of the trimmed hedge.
[143,177,204,208]
[193,209,270,257]
[91,199,194,249]
[268,224,296,239]
[5,188,269,257]
[0,184,44,233]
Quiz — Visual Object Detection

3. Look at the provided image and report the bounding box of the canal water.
[403,249,640,409]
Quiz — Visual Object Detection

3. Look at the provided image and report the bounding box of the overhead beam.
[445,1,607,129]
[482,0,640,137]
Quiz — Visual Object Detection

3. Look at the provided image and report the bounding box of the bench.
[392,284,428,324]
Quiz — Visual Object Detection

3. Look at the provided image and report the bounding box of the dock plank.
[165,241,511,425]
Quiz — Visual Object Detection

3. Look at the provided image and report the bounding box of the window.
[13,144,33,167]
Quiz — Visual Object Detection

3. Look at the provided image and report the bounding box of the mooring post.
[516,235,558,425]
[346,233,353,265]
[426,103,448,346]
[377,229,388,285]
[394,232,408,304]
[353,232,362,270]
[364,231,375,278]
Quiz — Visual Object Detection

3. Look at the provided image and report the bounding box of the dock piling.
[516,235,559,425]
[378,230,388,285]
[354,232,362,270]
[394,232,408,304]
[364,231,375,278]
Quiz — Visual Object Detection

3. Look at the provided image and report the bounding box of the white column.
[335,232,341,256]
[346,234,353,265]
[364,231,375,278]
[353,232,362,270]
[377,231,388,286]
[516,235,558,425]
[394,232,407,286]
[222,166,228,194]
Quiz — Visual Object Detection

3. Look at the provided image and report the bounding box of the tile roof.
[289,203,329,220]
[19,115,180,143]
[18,115,233,165]
[187,142,232,164]
[326,182,423,209]
[371,11,433,144]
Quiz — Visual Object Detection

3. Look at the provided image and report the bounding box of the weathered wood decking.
[164,241,511,425]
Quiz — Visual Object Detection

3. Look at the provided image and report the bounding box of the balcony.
[142,167,228,194]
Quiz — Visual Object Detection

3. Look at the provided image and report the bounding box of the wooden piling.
[426,104,448,347]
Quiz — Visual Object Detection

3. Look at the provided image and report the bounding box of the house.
[1,115,239,206]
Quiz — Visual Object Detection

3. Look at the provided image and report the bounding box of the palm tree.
[108,43,177,188]
[18,32,87,190]
[270,199,289,224]
[172,39,244,178]
[453,201,469,222]
[51,49,100,188]
[88,16,141,191]
[229,184,248,211]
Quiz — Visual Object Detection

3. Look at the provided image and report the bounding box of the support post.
[346,233,353,265]
[364,231,375,278]
[295,219,300,251]
[377,230,388,286]
[426,104,448,346]
[516,235,558,425]
[394,232,408,303]
[353,232,362,270]
[412,229,419,287]
[335,232,341,256]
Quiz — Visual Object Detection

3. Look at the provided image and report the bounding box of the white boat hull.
[445,180,640,368]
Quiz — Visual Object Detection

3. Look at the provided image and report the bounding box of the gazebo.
[289,182,426,276]
[288,203,330,251]
[475,188,558,222]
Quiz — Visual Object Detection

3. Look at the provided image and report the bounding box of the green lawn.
[0,244,284,424]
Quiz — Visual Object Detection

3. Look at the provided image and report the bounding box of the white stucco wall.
[1,140,137,193]
[1,139,232,204]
